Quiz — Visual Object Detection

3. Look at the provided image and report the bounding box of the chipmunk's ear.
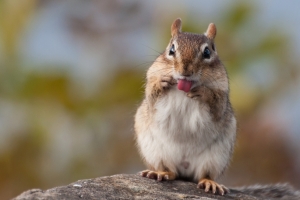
[171,18,182,37]
[205,23,217,40]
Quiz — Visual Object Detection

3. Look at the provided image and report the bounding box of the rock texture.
[13,174,300,200]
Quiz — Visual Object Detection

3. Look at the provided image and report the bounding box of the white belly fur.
[137,88,235,182]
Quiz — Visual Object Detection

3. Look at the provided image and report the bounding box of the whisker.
[132,61,155,69]
[132,60,169,69]
[147,68,173,76]
[201,71,221,91]
[140,43,164,56]
[137,54,161,58]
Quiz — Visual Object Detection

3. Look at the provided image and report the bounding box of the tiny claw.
[212,184,217,194]
[219,189,225,195]
[217,185,225,195]
[205,182,211,192]
[140,170,149,177]
[157,174,162,181]
[221,185,230,194]
[147,172,154,179]
[197,182,204,189]
[197,184,201,189]
[164,175,169,180]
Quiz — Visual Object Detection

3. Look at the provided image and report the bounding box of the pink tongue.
[177,79,192,92]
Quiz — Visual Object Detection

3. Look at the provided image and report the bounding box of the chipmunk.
[134,18,237,195]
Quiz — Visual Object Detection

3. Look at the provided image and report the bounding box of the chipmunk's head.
[166,18,227,92]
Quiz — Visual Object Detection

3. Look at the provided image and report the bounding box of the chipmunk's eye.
[203,47,211,59]
[169,44,175,56]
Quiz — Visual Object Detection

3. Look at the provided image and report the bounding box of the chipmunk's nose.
[180,63,194,77]
[181,70,192,77]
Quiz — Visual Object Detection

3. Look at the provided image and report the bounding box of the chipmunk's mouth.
[177,79,192,92]
[173,71,200,92]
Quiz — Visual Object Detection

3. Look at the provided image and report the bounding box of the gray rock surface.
[13,174,300,200]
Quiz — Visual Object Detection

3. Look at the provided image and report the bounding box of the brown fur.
[135,18,236,196]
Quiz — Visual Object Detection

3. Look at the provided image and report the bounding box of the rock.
[13,174,300,200]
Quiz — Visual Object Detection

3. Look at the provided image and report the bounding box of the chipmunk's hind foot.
[197,178,229,196]
[140,170,176,181]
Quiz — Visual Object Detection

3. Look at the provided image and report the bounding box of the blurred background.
[1,0,300,199]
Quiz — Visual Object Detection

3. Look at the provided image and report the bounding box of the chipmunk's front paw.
[140,170,176,181]
[187,86,204,100]
[197,178,229,195]
[160,75,176,90]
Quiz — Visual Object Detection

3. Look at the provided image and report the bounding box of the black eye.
[169,44,175,56]
[203,47,211,59]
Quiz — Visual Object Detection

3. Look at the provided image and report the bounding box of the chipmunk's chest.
[154,88,211,136]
